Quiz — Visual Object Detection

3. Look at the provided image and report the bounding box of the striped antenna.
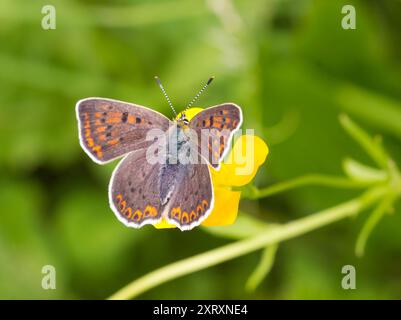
[154,76,177,116]
[185,76,215,111]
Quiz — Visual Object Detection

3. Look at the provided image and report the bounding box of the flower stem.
[108,185,387,300]
[355,192,396,257]
[247,174,376,199]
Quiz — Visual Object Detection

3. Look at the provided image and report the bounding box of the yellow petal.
[212,135,269,187]
[201,187,241,226]
[176,107,203,121]
[153,219,176,229]
[154,186,241,229]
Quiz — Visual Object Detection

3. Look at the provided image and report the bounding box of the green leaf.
[343,158,387,183]
[202,213,277,240]
[339,114,389,170]
[245,244,278,292]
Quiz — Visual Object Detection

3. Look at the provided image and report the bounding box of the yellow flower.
[154,107,269,229]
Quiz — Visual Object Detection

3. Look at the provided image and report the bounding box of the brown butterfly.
[76,77,242,230]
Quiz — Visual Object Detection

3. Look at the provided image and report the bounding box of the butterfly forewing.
[189,103,242,169]
[76,98,171,163]
[109,148,164,227]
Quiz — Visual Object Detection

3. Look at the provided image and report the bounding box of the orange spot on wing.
[181,211,189,224]
[144,205,157,217]
[196,205,203,215]
[96,126,107,133]
[171,207,181,220]
[189,210,197,222]
[128,115,135,124]
[86,138,94,147]
[107,118,121,124]
[133,210,142,221]
[108,138,119,146]
[99,135,106,142]
[120,200,126,211]
[124,207,133,218]
[214,116,223,122]
[92,145,103,158]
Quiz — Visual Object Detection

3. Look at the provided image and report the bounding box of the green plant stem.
[245,244,278,291]
[355,192,396,257]
[108,186,387,300]
[246,174,376,199]
[339,114,389,170]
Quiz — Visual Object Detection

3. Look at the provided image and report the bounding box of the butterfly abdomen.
[159,163,181,205]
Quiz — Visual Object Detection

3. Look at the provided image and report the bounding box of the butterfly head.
[177,112,190,128]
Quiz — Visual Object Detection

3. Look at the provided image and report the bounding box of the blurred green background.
[1,0,401,299]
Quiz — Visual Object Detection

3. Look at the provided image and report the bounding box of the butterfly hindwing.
[165,163,213,231]
[189,103,242,169]
[76,98,171,163]
[109,148,164,227]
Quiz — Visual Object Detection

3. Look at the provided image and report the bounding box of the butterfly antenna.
[154,76,177,116]
[185,76,215,111]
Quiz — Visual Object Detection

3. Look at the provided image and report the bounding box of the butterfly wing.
[109,148,164,228]
[189,103,242,170]
[76,98,171,164]
[164,163,213,231]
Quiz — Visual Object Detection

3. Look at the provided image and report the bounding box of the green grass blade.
[339,114,389,170]
[245,244,278,292]
[355,193,395,257]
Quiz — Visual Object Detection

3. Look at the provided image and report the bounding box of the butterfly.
[75,78,242,231]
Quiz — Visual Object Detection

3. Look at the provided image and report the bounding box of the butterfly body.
[76,97,242,231]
